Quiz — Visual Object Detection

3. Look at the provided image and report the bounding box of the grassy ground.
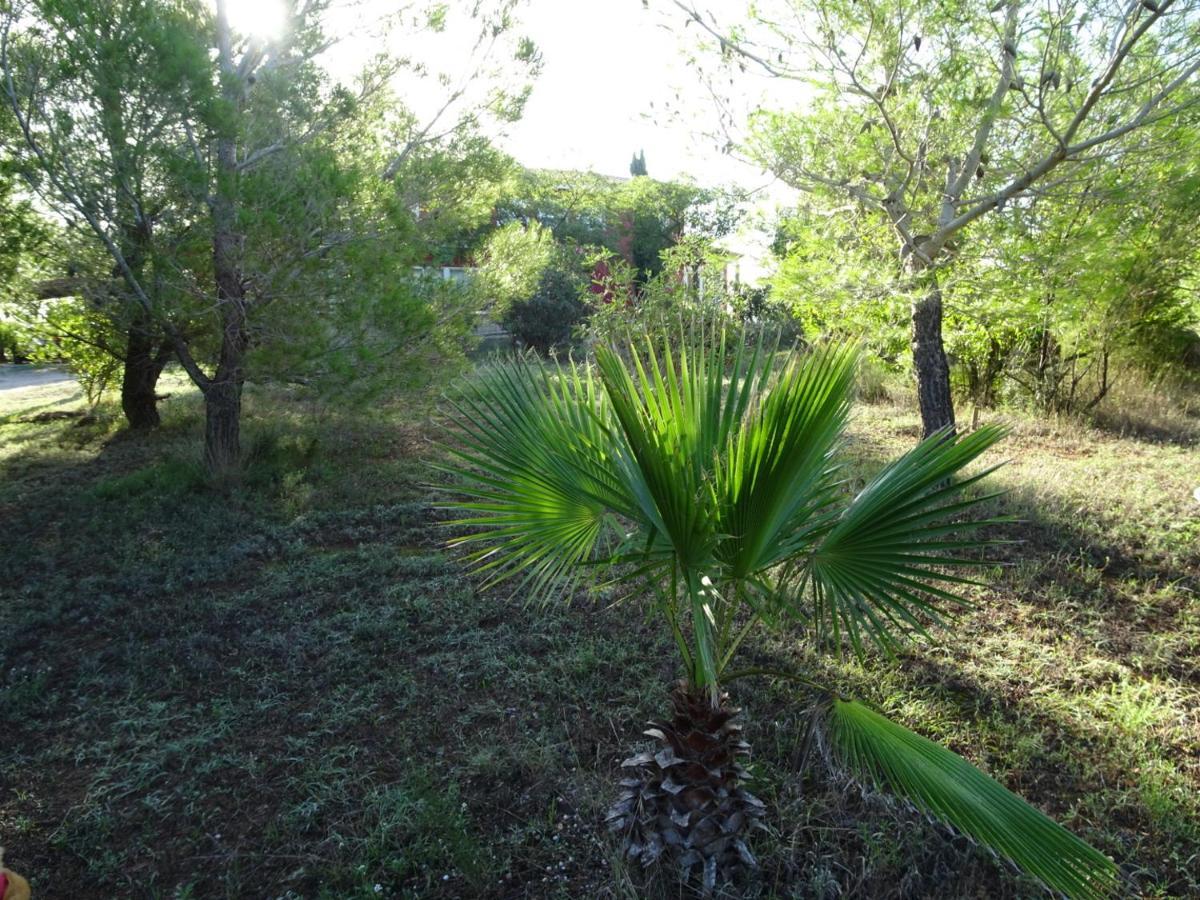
[0,364,86,418]
[1,372,1198,898]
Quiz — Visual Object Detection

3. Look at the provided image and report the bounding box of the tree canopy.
[670,0,1200,433]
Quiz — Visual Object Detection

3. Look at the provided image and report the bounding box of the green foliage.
[0,167,49,287]
[769,201,909,360]
[802,425,1007,656]
[235,108,487,402]
[501,263,589,355]
[618,175,701,282]
[728,0,1200,426]
[29,300,124,406]
[1,0,225,428]
[744,0,1200,247]
[0,318,23,361]
[495,169,736,283]
[389,135,517,268]
[768,123,1200,414]
[2,0,530,439]
[441,324,1121,896]
[478,172,747,357]
[588,238,797,347]
[853,354,895,403]
[824,698,1119,900]
[952,141,1200,412]
[472,221,559,318]
[0,165,53,364]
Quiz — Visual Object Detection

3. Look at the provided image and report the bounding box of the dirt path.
[0,364,74,391]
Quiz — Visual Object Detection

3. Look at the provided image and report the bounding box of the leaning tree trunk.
[909,263,956,437]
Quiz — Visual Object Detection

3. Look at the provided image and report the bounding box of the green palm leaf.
[715,342,857,577]
[824,698,1119,899]
[436,355,634,601]
[438,325,1117,897]
[801,425,1010,656]
[593,326,754,570]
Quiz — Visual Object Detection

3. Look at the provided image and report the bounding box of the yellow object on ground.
[0,846,32,900]
[0,868,31,900]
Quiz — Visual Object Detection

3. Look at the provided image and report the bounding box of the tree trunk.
[204,177,248,475]
[204,0,249,478]
[121,322,167,428]
[204,374,242,474]
[909,265,956,437]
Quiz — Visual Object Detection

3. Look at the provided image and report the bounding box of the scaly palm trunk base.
[607,685,765,894]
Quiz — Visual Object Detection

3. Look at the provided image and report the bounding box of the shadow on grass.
[988,484,1199,668]
[2,409,1197,898]
[1089,405,1200,448]
[726,442,1200,898]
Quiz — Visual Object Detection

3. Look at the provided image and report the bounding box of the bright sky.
[499,0,758,185]
[281,0,790,188]
[229,0,800,279]
[497,0,800,280]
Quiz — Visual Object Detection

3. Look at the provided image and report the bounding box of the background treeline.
[769,121,1200,419]
[0,0,539,472]
[3,0,1199,479]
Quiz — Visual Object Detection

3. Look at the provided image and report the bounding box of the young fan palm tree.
[440,327,1117,898]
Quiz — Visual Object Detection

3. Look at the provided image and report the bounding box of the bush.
[731,283,803,345]
[502,264,589,355]
[855,354,894,404]
[587,241,800,356]
[0,319,26,363]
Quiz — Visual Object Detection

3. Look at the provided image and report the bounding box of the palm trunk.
[909,264,956,437]
[607,684,764,891]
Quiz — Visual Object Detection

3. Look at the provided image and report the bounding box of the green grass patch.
[1,385,1197,897]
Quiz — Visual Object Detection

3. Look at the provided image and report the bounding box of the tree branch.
[947,0,1020,201]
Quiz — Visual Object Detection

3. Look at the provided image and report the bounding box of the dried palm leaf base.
[606,686,766,895]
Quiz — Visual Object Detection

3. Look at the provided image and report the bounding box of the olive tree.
[667,0,1200,435]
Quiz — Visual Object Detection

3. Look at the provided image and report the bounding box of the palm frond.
[594,324,766,570]
[801,425,1009,656]
[436,355,634,602]
[716,343,857,577]
[824,698,1118,900]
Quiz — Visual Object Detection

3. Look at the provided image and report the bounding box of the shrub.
[502,264,589,355]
